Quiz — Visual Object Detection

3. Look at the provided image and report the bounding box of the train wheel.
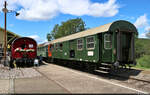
[51,58,54,63]
[90,63,96,73]
[80,62,85,71]
[85,63,93,73]
[67,61,72,68]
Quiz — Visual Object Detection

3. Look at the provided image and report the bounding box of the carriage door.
[69,40,75,58]
[117,31,133,62]
[102,33,112,62]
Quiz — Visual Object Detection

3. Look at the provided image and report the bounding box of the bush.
[136,55,150,68]
[135,38,150,59]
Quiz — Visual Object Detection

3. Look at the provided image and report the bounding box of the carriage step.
[98,67,110,69]
[101,63,112,65]
[99,63,112,68]
[97,67,110,72]
[100,63,112,66]
[95,70,109,74]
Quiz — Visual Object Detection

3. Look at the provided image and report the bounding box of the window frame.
[59,43,63,51]
[0,43,2,48]
[77,39,84,51]
[86,36,95,50]
[104,33,112,50]
[49,44,54,51]
[55,43,58,51]
[46,45,48,52]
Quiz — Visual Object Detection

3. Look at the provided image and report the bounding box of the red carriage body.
[48,44,52,58]
[11,37,37,66]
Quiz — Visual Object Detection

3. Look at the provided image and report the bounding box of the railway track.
[89,69,150,93]
[108,71,150,92]
[109,72,150,84]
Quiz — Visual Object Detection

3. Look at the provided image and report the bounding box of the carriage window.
[49,45,54,51]
[77,39,83,50]
[55,44,58,51]
[86,36,95,49]
[104,34,112,49]
[59,43,63,51]
[0,43,2,48]
[46,46,48,51]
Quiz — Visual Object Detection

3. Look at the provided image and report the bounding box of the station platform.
[0,63,149,94]
[14,77,69,94]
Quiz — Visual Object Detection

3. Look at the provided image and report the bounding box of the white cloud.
[27,35,46,43]
[134,14,150,38]
[139,32,147,38]
[0,0,120,21]
[17,0,59,21]
[145,26,150,38]
[134,14,148,28]
[58,0,90,16]
[88,0,119,17]
[145,26,150,32]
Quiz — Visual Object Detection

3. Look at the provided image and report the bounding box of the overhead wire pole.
[2,1,19,68]
[3,1,7,62]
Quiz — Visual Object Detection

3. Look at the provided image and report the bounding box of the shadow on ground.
[49,62,142,81]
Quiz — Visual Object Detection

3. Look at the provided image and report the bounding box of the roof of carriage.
[49,20,138,44]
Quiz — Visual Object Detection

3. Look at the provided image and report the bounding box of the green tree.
[47,18,86,40]
[47,33,52,41]
[51,24,59,39]
[135,38,150,58]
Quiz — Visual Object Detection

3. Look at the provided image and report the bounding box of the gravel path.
[0,64,41,79]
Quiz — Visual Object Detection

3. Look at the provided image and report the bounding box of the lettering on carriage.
[87,51,94,56]
[29,44,33,48]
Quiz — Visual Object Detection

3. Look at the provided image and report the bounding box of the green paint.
[38,20,138,66]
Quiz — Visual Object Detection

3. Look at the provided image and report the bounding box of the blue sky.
[0,0,150,43]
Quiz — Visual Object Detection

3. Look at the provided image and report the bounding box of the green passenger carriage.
[38,20,138,71]
[37,43,48,59]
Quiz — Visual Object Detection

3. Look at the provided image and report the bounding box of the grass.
[134,55,150,70]
[134,38,150,70]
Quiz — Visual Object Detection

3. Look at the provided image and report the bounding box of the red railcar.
[11,37,37,67]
